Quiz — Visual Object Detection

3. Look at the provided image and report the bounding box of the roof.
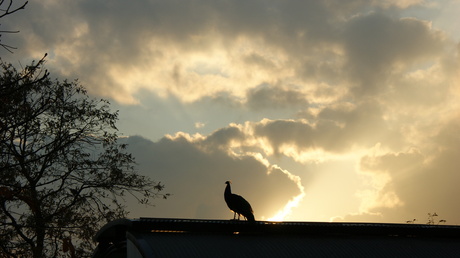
[92,218,460,257]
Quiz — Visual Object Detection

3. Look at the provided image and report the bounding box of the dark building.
[93,218,460,257]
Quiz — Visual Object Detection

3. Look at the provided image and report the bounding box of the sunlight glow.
[267,165,305,221]
[268,192,306,221]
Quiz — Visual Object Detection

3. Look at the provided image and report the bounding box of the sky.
[2,0,460,224]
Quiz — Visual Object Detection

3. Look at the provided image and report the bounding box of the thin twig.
[0,1,28,18]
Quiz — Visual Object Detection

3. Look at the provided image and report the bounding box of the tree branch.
[0,201,35,249]
[0,0,28,18]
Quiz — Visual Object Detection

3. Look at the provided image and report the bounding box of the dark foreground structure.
[92,218,460,257]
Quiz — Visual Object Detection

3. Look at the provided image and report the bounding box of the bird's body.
[224,181,255,221]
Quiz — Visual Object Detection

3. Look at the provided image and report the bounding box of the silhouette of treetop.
[0,58,168,257]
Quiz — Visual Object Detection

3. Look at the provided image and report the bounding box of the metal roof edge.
[93,218,133,242]
[93,217,460,242]
[130,218,460,238]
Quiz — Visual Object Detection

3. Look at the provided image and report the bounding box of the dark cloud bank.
[122,134,300,220]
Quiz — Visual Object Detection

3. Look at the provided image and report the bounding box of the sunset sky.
[3,0,460,224]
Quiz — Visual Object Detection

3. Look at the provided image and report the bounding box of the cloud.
[342,11,445,97]
[246,84,309,111]
[194,122,205,129]
[3,0,454,108]
[341,117,460,223]
[3,0,460,224]
[123,133,302,220]
[376,0,424,9]
[251,101,401,158]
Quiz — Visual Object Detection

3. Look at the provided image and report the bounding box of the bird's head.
[225,181,231,185]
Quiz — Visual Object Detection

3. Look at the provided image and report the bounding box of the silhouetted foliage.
[0,0,28,53]
[406,212,446,225]
[0,58,168,257]
[426,212,446,225]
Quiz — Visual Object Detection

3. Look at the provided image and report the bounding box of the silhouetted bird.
[224,181,255,221]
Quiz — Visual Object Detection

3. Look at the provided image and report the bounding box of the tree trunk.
[33,222,45,258]
[30,186,45,258]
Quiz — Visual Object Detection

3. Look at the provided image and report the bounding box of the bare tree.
[0,57,168,257]
[0,0,28,53]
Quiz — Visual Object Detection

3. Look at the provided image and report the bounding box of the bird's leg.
[233,212,236,220]
[237,213,241,220]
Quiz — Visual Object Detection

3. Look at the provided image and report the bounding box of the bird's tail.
[246,213,255,222]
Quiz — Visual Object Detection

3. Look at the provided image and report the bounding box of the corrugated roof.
[93,218,460,258]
